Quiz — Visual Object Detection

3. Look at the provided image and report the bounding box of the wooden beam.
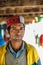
[0,5,43,9]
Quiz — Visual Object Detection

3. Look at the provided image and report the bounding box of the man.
[0,15,41,65]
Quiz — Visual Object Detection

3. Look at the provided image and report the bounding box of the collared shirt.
[7,41,25,58]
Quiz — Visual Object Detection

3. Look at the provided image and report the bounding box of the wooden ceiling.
[0,0,43,23]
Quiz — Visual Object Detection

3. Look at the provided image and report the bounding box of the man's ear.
[5,29,10,38]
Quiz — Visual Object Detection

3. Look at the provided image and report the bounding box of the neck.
[10,40,23,52]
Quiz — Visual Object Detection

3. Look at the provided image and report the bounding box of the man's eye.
[20,27,23,30]
[11,27,16,30]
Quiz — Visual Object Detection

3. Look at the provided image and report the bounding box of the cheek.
[10,30,15,36]
[21,30,25,35]
[10,30,15,34]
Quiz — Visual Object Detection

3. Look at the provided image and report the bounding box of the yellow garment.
[0,42,39,65]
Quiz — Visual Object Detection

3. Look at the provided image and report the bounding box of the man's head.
[6,15,25,41]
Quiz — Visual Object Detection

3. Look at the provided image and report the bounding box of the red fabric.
[40,34,43,46]
[6,16,20,27]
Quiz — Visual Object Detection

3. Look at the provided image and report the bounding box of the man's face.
[9,23,25,41]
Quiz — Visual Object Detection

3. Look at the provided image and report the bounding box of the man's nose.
[16,29,20,32]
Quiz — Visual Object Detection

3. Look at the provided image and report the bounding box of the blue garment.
[0,38,6,46]
[0,29,6,46]
[7,41,25,58]
[0,24,6,46]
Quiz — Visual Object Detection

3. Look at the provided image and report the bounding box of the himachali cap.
[6,16,24,28]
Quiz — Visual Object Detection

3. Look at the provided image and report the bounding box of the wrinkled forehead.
[11,23,24,28]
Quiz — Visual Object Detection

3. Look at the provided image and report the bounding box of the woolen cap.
[6,16,24,28]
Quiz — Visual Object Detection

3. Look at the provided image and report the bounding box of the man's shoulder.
[24,41,39,58]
